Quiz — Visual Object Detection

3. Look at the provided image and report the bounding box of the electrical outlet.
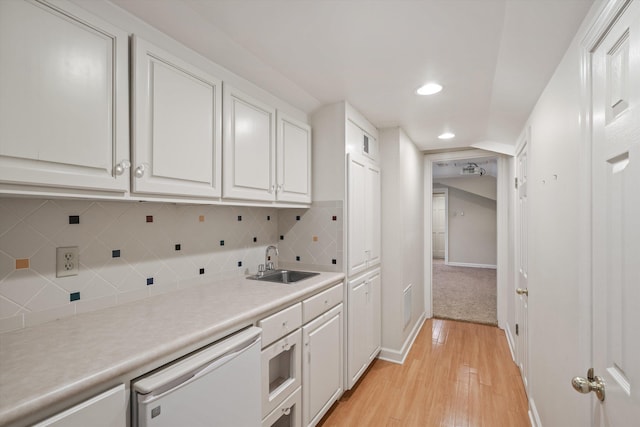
[56,247,79,278]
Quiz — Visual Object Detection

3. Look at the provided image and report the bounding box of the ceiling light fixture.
[416,83,443,95]
[438,132,455,140]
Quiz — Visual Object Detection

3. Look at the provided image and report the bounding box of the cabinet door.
[347,276,369,388]
[223,86,276,201]
[303,304,343,427]
[367,270,382,362]
[365,164,381,267]
[277,112,311,203]
[132,36,222,198]
[0,0,129,192]
[33,384,126,427]
[348,155,367,275]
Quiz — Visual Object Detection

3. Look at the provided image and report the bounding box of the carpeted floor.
[432,259,497,326]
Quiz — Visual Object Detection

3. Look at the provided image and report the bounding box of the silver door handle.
[516,288,528,296]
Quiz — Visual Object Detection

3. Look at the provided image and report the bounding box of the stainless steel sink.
[247,269,319,284]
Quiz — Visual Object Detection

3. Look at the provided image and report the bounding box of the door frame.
[431,188,449,263]
[423,149,509,327]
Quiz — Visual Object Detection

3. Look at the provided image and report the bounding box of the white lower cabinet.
[33,384,126,427]
[260,281,344,427]
[347,269,381,389]
[302,303,343,427]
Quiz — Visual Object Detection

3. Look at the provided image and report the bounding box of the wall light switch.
[56,247,79,278]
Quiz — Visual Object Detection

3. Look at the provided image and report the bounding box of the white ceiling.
[112,0,594,152]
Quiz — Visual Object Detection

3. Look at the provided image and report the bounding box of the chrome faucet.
[263,245,279,272]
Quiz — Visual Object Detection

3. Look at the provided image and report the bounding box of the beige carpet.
[432,259,497,326]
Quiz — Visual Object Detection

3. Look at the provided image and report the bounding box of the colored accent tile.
[313,236,318,242]
[332,259,337,265]
[68,215,80,224]
[332,216,337,221]
[70,292,80,302]
[237,261,242,267]
[295,256,301,261]
[280,235,284,240]
[220,240,225,246]
[253,237,257,243]
[146,216,153,223]
[15,259,29,269]
[146,278,154,286]
[199,268,205,275]
[237,215,242,221]
[296,215,300,221]
[112,250,121,258]
[199,215,205,222]
[175,244,181,251]
[267,215,271,221]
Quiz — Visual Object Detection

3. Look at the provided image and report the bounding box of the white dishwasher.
[132,326,262,427]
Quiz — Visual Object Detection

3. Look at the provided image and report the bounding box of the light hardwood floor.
[319,319,529,427]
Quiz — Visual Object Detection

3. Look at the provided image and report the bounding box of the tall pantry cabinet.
[311,102,381,390]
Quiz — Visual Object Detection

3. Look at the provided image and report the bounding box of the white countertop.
[0,272,344,426]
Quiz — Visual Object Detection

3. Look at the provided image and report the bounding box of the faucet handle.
[258,264,266,273]
[266,262,275,271]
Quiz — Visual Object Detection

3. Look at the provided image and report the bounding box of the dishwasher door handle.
[134,326,261,403]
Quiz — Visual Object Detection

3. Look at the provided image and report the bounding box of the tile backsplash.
[278,201,343,273]
[0,198,278,332]
[0,198,342,332]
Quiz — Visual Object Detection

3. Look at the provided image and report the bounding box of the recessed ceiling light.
[416,83,443,95]
[438,132,455,140]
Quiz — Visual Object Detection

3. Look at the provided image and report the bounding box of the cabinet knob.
[282,406,291,416]
[114,160,131,176]
[269,185,275,194]
[134,165,146,178]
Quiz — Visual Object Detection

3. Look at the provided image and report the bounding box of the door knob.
[516,288,528,296]
[571,368,605,401]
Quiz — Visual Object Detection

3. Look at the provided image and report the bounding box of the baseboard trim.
[446,262,497,269]
[378,313,426,364]
[529,397,542,427]
[505,323,516,362]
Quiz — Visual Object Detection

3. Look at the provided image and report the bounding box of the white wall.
[443,187,497,267]
[517,1,606,424]
[379,127,424,361]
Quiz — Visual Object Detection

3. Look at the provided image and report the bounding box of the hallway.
[319,319,528,426]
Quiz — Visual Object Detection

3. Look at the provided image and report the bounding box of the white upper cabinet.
[223,86,311,204]
[277,112,311,203]
[132,36,222,198]
[0,0,129,192]
[223,86,277,201]
[348,156,381,276]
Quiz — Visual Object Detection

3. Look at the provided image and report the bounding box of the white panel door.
[365,164,381,267]
[590,1,640,425]
[132,36,222,198]
[347,275,368,388]
[223,86,276,201]
[432,193,446,259]
[277,112,311,203]
[0,0,129,192]
[367,269,381,362]
[302,304,343,427]
[348,155,367,275]
[515,140,530,396]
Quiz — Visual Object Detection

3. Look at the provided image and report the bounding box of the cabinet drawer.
[302,283,344,324]
[262,386,301,427]
[259,303,302,348]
